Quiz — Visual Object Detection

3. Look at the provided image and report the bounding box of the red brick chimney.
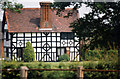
[39,2,52,30]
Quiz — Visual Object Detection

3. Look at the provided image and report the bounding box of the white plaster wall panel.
[52,48,56,52]
[52,37,56,41]
[47,49,51,52]
[13,43,16,47]
[75,42,79,46]
[46,55,50,61]
[42,49,46,52]
[70,47,74,52]
[17,38,24,41]
[9,34,11,39]
[42,33,45,36]
[70,52,74,60]
[75,48,78,52]
[13,38,16,42]
[32,33,36,36]
[32,43,36,47]
[52,53,56,61]
[4,24,8,30]
[52,33,56,36]
[61,49,65,55]
[25,38,31,41]
[37,43,41,47]
[57,42,60,47]
[4,40,10,47]
[32,38,36,42]
[18,33,23,37]
[75,37,79,41]
[47,42,51,46]
[57,33,60,36]
[37,48,41,52]
[4,40,7,46]
[37,33,41,36]
[13,34,16,37]
[48,33,51,36]
[25,33,31,37]
[52,42,56,47]
[13,49,16,53]
[47,37,51,41]
[37,37,41,42]
[42,42,46,46]
[9,48,11,52]
[42,37,46,41]
[57,48,60,55]
[57,37,60,41]
[14,54,17,59]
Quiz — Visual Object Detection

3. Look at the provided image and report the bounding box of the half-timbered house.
[2,2,80,61]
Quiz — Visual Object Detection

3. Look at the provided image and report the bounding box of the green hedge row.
[2,61,120,79]
[81,49,118,61]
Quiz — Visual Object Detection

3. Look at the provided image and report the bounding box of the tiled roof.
[5,8,78,32]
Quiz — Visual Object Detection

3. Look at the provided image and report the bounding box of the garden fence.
[1,66,120,79]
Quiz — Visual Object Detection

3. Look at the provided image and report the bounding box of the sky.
[0,0,92,21]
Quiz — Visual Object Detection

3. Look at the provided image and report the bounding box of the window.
[61,32,74,39]
[57,47,66,56]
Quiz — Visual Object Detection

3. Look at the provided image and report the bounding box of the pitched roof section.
[6,8,78,32]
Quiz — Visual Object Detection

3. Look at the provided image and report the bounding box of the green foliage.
[83,61,120,79]
[52,2,120,48]
[23,42,35,62]
[58,54,70,62]
[81,49,118,61]
[1,1,23,13]
[2,61,119,79]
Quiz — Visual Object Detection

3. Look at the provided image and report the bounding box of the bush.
[58,54,70,62]
[2,61,119,79]
[82,49,118,61]
[23,42,35,62]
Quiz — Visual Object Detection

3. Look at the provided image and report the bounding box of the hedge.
[2,61,120,79]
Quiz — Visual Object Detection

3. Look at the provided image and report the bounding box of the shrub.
[58,54,70,62]
[23,42,35,62]
[2,61,119,79]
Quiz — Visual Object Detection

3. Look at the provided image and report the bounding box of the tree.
[0,0,23,13]
[52,2,120,49]
[23,42,35,62]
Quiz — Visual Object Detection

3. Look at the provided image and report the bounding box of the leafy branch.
[1,1,23,13]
